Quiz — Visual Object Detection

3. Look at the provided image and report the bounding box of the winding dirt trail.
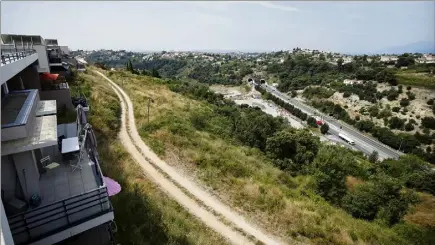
[93,70,285,245]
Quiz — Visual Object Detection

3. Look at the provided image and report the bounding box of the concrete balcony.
[40,82,74,110]
[1,51,38,85]
[4,140,113,245]
[1,90,39,142]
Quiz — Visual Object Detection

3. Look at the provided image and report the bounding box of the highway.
[260,84,404,160]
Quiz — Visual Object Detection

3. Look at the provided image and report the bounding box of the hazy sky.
[1,1,434,53]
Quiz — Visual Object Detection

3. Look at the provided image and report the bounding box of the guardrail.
[8,187,111,245]
[1,50,36,65]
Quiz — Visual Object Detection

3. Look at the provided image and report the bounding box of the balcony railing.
[1,50,37,65]
[8,187,112,245]
[7,127,112,245]
[49,57,62,64]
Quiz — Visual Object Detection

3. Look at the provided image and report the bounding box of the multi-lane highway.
[261,84,404,160]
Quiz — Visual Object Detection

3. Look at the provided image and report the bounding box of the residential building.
[1,35,115,245]
[2,34,74,110]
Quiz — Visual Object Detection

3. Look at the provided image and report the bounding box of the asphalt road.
[261,84,403,160]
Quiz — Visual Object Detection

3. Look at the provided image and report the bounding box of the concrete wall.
[1,201,15,245]
[40,89,73,110]
[1,156,17,202]
[0,53,38,85]
[34,45,50,73]
[12,151,40,201]
[5,64,41,91]
[21,65,41,90]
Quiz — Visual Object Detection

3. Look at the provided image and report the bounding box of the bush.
[320,123,329,134]
[307,117,318,127]
[392,107,400,112]
[427,98,434,105]
[406,86,412,90]
[389,117,405,130]
[355,115,360,121]
[342,174,418,225]
[385,88,399,101]
[368,105,379,117]
[378,108,392,119]
[406,91,416,100]
[421,116,435,129]
[355,120,375,133]
[311,146,350,204]
[400,98,410,107]
[343,91,351,98]
[368,151,379,163]
[404,123,414,131]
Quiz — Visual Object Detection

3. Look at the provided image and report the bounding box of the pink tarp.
[103,176,121,196]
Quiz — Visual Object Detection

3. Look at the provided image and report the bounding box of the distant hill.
[378,41,435,54]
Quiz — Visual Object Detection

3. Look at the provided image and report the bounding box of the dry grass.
[92,68,434,245]
[72,70,229,245]
[405,193,435,229]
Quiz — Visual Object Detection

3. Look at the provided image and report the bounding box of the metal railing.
[49,57,62,64]
[1,49,36,65]
[7,186,112,245]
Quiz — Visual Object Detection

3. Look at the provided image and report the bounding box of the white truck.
[339,133,355,145]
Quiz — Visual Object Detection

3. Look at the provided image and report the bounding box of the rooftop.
[45,39,59,46]
[1,34,44,45]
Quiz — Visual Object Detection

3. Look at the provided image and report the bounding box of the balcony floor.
[39,152,99,207]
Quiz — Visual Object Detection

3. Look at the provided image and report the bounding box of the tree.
[266,129,320,174]
[342,174,419,225]
[307,116,318,128]
[337,58,344,69]
[389,116,405,129]
[126,59,134,72]
[427,98,434,105]
[319,53,326,61]
[311,145,352,204]
[421,117,435,129]
[368,151,379,163]
[320,123,329,134]
[151,68,161,78]
[404,122,414,131]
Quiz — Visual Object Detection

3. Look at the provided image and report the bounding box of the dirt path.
[93,70,285,245]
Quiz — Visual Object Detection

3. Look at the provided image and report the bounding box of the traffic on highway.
[260,84,404,160]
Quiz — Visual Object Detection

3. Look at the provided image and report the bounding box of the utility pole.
[147,97,154,124]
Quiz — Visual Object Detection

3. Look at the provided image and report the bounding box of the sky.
[1,1,434,53]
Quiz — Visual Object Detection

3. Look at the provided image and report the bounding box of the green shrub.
[320,123,329,134]
[421,116,435,129]
[404,123,414,131]
[400,98,410,107]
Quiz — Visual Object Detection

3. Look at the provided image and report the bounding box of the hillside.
[81,67,435,245]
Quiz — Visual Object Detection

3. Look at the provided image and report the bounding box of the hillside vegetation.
[93,68,435,245]
[69,70,228,245]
